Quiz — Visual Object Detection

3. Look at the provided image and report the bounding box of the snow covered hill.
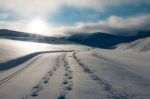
[67,31,150,49]
[117,37,150,52]
[0,29,76,45]
[0,30,150,99]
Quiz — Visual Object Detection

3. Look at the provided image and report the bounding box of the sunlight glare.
[26,18,49,34]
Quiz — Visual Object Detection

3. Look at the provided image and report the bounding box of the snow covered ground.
[117,37,150,52]
[0,37,150,99]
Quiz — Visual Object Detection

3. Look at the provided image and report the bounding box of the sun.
[26,18,48,34]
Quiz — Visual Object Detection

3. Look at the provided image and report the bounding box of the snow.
[117,37,150,52]
[0,36,150,99]
[75,49,150,99]
[0,38,85,63]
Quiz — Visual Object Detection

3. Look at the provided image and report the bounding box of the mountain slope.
[67,31,150,49]
[117,37,150,52]
[0,29,74,45]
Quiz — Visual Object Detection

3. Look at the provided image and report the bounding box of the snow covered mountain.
[0,29,150,99]
[67,31,150,49]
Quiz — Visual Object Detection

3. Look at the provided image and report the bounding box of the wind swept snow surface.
[0,36,150,99]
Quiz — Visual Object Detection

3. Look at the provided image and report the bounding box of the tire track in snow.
[0,50,73,71]
[72,52,128,99]
[58,54,73,99]
[0,55,41,88]
[0,50,74,88]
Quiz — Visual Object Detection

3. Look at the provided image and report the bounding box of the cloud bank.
[0,14,150,36]
[57,14,150,35]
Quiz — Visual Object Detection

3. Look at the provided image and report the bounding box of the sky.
[0,0,150,36]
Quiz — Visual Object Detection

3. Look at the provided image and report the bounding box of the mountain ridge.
[0,29,74,45]
[67,31,150,49]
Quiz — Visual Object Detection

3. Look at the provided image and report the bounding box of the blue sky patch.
[48,4,150,26]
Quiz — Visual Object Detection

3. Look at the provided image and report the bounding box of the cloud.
[0,20,28,32]
[57,14,150,35]
[0,14,150,36]
[0,0,150,17]
[0,9,22,21]
[0,19,62,36]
